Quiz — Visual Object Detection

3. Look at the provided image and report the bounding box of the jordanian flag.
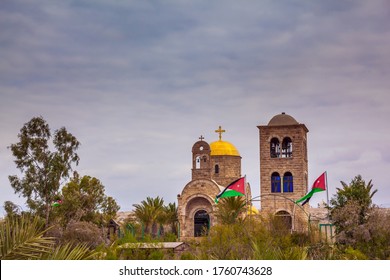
[296,172,326,206]
[215,177,246,203]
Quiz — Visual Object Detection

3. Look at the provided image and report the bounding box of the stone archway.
[194,210,210,237]
[275,210,292,231]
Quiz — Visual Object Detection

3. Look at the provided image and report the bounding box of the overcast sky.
[1,0,390,216]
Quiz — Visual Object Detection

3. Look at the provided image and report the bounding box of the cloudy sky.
[1,0,389,216]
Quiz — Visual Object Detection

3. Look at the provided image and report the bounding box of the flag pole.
[244,174,248,207]
[325,171,330,221]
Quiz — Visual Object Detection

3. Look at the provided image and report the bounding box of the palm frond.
[0,215,55,260]
[45,242,96,260]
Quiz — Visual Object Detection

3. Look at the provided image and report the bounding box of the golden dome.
[247,205,259,215]
[210,140,240,156]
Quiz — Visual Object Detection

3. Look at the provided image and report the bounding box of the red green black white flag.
[215,176,246,203]
[295,172,327,206]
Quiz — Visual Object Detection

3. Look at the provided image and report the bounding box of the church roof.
[268,112,299,126]
[210,140,240,156]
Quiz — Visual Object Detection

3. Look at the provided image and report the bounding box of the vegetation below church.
[2,174,390,260]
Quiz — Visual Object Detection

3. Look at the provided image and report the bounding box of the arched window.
[271,172,281,193]
[194,210,209,237]
[270,138,280,158]
[282,137,292,158]
[195,156,201,169]
[283,172,293,192]
[215,164,219,174]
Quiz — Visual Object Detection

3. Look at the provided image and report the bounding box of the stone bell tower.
[191,136,211,180]
[258,112,309,230]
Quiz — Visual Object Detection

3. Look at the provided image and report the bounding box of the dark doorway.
[194,210,210,237]
[274,210,292,232]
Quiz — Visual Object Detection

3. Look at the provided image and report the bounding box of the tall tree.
[56,172,120,226]
[330,174,377,227]
[8,116,80,227]
[164,202,178,235]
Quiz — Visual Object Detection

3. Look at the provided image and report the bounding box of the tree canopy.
[330,174,377,227]
[8,116,80,226]
[54,172,120,226]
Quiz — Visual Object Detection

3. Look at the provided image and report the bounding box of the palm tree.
[215,196,247,225]
[133,196,165,237]
[0,214,95,260]
[164,202,178,235]
[0,214,53,260]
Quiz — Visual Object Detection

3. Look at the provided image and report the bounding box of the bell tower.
[191,135,211,180]
[258,113,309,230]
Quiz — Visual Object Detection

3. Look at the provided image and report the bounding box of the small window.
[270,138,280,158]
[271,172,281,193]
[282,137,292,158]
[283,172,293,192]
[215,164,219,174]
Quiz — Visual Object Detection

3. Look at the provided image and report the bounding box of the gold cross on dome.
[215,126,226,140]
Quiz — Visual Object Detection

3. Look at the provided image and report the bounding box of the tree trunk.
[45,202,51,228]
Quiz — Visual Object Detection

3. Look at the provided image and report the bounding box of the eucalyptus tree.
[8,116,80,227]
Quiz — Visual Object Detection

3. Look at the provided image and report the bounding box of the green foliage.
[44,242,96,260]
[163,202,178,235]
[55,172,120,226]
[133,196,176,237]
[3,201,21,219]
[0,214,54,260]
[194,218,310,260]
[163,232,178,242]
[180,252,196,260]
[215,196,247,225]
[197,222,254,259]
[148,250,165,260]
[8,117,80,226]
[330,174,377,229]
[0,214,94,260]
[343,246,368,260]
[328,175,390,259]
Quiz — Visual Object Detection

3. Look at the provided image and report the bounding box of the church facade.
[177,113,310,239]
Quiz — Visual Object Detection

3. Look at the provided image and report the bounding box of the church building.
[177,113,310,239]
[177,126,251,240]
